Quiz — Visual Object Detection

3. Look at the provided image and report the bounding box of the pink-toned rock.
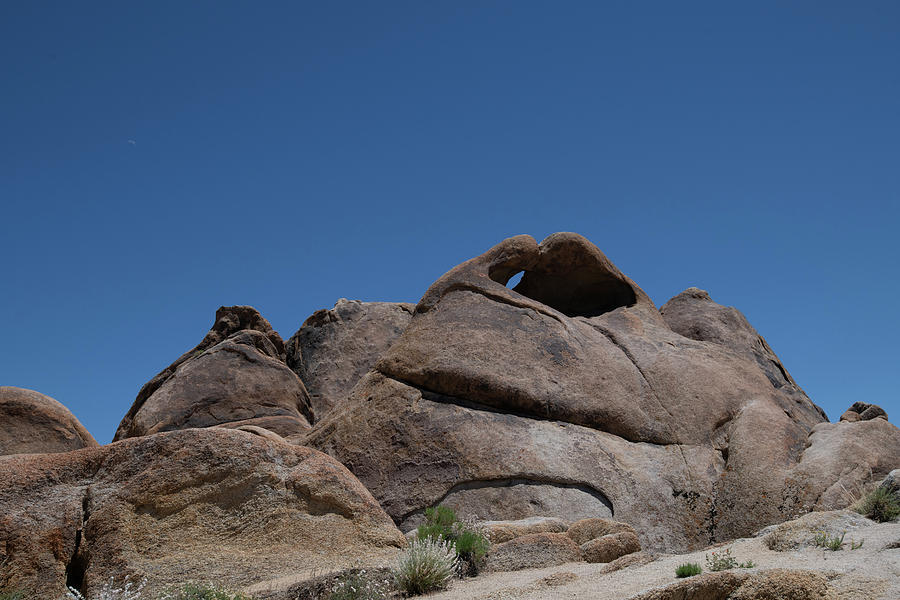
[0,387,98,456]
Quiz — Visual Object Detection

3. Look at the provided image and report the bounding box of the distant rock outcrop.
[0,387,98,456]
[0,428,405,598]
[840,401,888,422]
[304,232,900,552]
[114,306,313,441]
[285,299,414,419]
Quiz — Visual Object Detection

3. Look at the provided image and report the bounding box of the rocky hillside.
[1,232,898,599]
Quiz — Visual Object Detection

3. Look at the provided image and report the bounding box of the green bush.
[675,563,702,578]
[415,506,458,542]
[415,505,490,577]
[393,538,458,596]
[156,583,251,600]
[855,486,900,523]
[327,568,394,600]
[813,530,845,551]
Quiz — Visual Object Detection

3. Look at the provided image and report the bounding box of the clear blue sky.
[2,2,898,443]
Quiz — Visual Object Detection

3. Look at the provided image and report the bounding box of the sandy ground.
[424,517,900,600]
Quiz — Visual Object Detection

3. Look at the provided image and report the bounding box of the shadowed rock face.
[0,428,405,598]
[304,232,900,552]
[114,306,313,441]
[0,387,98,456]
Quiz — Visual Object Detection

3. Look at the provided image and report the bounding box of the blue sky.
[2,2,898,442]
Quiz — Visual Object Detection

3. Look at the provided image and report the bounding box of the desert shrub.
[327,568,394,600]
[453,527,490,564]
[813,530,844,551]
[674,563,701,578]
[415,506,458,542]
[65,577,146,600]
[393,538,458,596]
[156,583,251,600]
[704,547,754,571]
[705,548,737,571]
[854,486,900,523]
[415,506,490,577]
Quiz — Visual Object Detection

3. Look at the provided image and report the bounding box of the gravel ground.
[425,515,900,600]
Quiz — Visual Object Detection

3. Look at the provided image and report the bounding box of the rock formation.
[0,387,98,456]
[0,427,404,598]
[114,306,313,441]
[285,299,414,419]
[304,232,900,552]
[840,401,888,422]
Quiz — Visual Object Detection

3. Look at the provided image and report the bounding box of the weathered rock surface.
[567,518,637,546]
[0,387,98,456]
[304,233,900,553]
[626,570,831,600]
[285,299,414,419]
[759,509,872,551]
[0,428,404,599]
[581,531,641,563]
[789,418,900,511]
[485,532,583,572]
[114,306,313,441]
[598,550,653,574]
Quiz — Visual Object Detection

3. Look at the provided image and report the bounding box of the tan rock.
[285,299,414,419]
[626,569,832,600]
[840,410,861,422]
[481,516,570,544]
[0,428,404,599]
[598,550,653,574]
[0,387,98,456]
[626,571,748,600]
[729,569,831,600]
[115,306,313,440]
[581,531,641,563]
[485,532,583,572]
[567,518,637,545]
[304,233,900,553]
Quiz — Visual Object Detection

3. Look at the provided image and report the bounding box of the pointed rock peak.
[207,305,285,358]
[419,232,651,318]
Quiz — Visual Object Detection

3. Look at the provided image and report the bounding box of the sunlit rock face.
[304,232,900,552]
[0,386,99,456]
[114,306,313,442]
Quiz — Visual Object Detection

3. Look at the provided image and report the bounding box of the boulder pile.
[2,232,898,597]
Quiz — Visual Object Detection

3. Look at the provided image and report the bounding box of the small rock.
[485,532,583,572]
[567,517,637,545]
[877,469,900,496]
[480,516,570,544]
[580,531,641,563]
[538,571,579,587]
[840,410,861,423]
[599,551,653,573]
